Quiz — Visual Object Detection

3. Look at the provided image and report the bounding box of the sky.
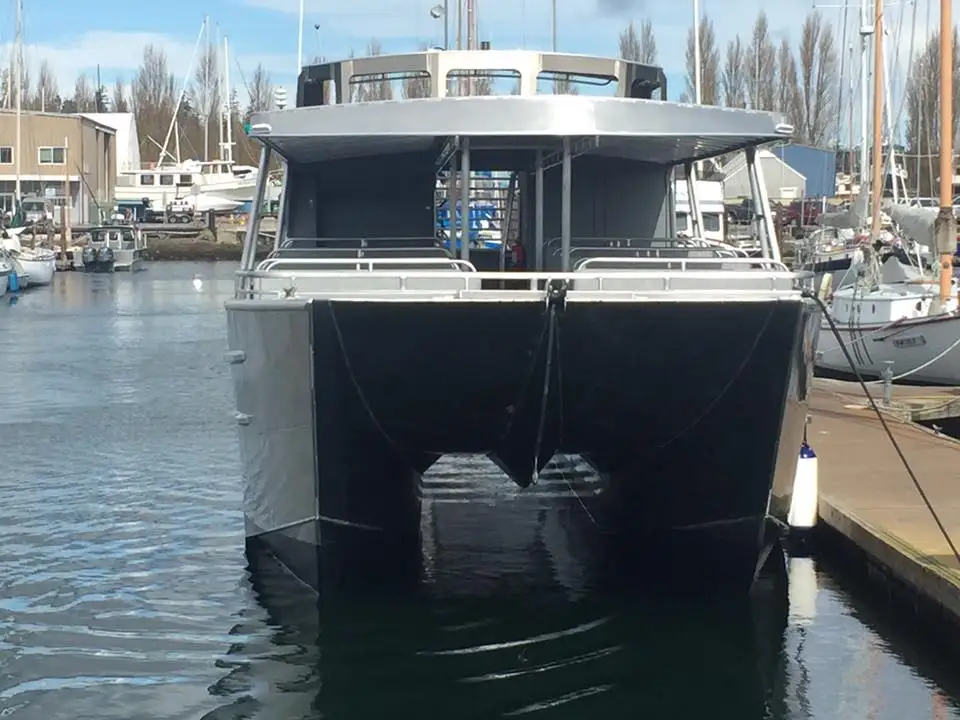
[0,0,952,129]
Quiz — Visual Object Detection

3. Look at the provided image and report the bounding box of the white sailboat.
[112,20,259,211]
[816,0,960,385]
[3,0,55,288]
[0,253,11,295]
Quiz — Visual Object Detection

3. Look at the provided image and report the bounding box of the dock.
[810,377,960,629]
[814,376,960,424]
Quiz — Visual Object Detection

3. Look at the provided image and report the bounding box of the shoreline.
[142,240,269,262]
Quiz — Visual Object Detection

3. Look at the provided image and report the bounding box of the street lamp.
[429,3,448,50]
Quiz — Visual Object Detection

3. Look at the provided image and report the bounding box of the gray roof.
[249,95,792,166]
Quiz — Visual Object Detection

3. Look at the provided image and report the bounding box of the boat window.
[703,213,721,232]
[160,175,175,186]
[141,174,155,186]
[440,69,520,97]
[675,213,689,232]
[179,174,193,185]
[535,70,619,97]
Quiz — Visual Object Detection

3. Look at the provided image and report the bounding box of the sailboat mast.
[859,0,870,194]
[14,0,21,202]
[869,0,884,238]
[937,0,954,305]
[224,36,233,165]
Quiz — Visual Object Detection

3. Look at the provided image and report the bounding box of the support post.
[241,145,272,273]
[459,137,471,263]
[665,169,677,238]
[561,137,571,272]
[449,151,459,257]
[683,161,703,240]
[745,147,781,263]
[273,161,289,252]
[499,172,517,271]
[63,135,71,252]
[535,149,544,271]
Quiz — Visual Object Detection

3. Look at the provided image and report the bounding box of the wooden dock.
[814,376,960,424]
[810,377,960,623]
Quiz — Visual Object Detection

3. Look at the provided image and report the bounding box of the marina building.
[0,110,116,224]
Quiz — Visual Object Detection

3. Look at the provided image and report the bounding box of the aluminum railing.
[574,256,789,272]
[234,267,813,300]
[256,256,477,272]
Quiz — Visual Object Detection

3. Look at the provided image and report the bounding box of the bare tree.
[722,36,747,108]
[744,11,777,110]
[132,45,177,163]
[402,72,431,98]
[552,74,580,95]
[72,74,96,112]
[403,44,432,98]
[361,39,393,101]
[775,38,801,129]
[905,29,960,196]
[112,78,129,113]
[684,15,720,105]
[619,19,657,64]
[795,11,838,146]
[246,63,275,116]
[33,59,58,111]
[474,73,493,95]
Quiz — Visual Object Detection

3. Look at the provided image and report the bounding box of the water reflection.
[224,543,788,720]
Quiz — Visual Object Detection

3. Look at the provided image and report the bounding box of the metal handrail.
[257,257,478,272]
[235,267,811,297]
[575,256,790,272]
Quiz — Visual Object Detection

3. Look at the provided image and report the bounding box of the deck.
[810,377,960,620]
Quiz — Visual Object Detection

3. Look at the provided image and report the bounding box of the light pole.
[430,4,448,49]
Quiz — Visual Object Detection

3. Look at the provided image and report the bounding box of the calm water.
[0,262,958,719]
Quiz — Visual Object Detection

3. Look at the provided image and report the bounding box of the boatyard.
[6,0,960,713]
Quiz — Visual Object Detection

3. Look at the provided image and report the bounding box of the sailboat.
[815,0,960,385]
[0,0,55,288]
[112,21,258,211]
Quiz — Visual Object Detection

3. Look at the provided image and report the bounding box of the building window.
[140,174,155,186]
[159,175,174,186]
[38,147,66,165]
[0,147,12,164]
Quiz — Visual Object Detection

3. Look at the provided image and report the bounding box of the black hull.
[243,298,809,593]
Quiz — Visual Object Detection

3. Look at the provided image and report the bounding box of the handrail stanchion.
[240,146,273,277]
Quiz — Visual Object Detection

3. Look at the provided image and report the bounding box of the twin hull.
[226,297,817,591]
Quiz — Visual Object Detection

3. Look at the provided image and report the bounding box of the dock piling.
[881,361,894,407]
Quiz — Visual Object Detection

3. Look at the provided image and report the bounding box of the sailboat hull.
[15,257,55,287]
[817,313,960,385]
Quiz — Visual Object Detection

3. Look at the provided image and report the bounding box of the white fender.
[787,443,818,530]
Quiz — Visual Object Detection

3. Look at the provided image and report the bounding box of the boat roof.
[249,95,792,166]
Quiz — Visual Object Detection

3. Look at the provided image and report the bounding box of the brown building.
[0,110,115,224]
